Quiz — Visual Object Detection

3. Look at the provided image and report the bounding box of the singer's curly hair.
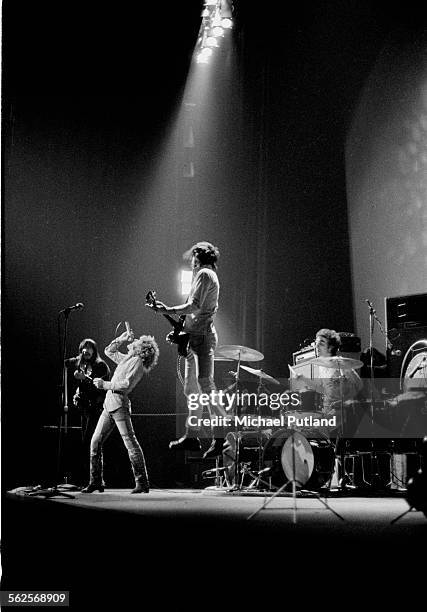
[129,335,160,372]
[315,329,341,355]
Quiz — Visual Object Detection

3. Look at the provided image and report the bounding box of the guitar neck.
[162,313,182,329]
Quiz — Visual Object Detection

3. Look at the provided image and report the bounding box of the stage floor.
[3,487,427,607]
[9,487,426,529]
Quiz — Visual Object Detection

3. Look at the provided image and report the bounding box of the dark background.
[3,0,427,489]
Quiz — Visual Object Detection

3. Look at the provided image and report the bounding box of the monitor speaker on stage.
[385,292,427,380]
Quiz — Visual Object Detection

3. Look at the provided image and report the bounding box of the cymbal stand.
[231,350,243,490]
[239,377,272,491]
[335,364,348,489]
[255,377,266,476]
[247,432,345,522]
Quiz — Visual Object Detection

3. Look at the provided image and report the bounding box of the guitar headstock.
[145,290,157,311]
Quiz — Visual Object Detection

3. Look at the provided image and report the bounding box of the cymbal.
[312,356,363,370]
[215,345,264,362]
[396,391,426,402]
[240,365,280,385]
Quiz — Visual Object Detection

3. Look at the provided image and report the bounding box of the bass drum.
[262,429,335,490]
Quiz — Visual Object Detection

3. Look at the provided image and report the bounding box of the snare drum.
[262,428,335,490]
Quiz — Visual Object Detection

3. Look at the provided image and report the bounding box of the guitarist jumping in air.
[146,241,224,458]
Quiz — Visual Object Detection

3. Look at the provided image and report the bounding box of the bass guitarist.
[146,241,224,458]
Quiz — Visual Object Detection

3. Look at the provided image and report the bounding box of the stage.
[3,486,427,607]
[6,486,426,527]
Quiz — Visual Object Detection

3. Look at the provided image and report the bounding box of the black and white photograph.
[2,0,427,607]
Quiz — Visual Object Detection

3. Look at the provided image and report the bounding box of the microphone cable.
[176,355,185,386]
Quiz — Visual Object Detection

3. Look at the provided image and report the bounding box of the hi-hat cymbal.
[215,345,264,362]
[240,365,280,385]
[312,356,363,370]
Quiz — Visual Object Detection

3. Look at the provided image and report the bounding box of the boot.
[81,482,105,493]
[203,438,225,459]
[131,482,149,494]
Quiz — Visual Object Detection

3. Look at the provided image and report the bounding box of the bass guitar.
[145,290,190,358]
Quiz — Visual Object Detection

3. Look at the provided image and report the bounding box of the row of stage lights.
[195,0,234,64]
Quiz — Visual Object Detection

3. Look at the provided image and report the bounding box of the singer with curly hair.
[82,330,159,494]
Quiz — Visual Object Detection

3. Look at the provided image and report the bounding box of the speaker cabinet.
[385,293,427,381]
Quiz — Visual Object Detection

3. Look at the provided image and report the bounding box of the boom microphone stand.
[29,305,84,498]
[364,299,392,489]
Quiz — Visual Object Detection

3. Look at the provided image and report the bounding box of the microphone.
[125,321,134,342]
[364,298,376,313]
[60,302,84,313]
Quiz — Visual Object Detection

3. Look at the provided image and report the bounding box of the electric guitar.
[145,290,190,358]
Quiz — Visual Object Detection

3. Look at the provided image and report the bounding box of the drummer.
[314,328,363,416]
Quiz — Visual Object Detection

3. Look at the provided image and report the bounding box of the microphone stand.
[367,301,375,424]
[29,308,78,499]
[365,299,391,489]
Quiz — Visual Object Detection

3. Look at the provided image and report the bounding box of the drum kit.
[210,344,427,500]
[211,344,368,497]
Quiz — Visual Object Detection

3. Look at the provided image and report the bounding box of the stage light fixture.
[212,26,224,37]
[194,0,233,65]
[206,36,219,48]
[196,54,210,64]
[212,12,222,28]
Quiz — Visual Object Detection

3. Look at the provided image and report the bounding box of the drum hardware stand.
[215,344,266,492]
[239,462,258,488]
[202,463,230,489]
[369,448,389,490]
[247,432,345,523]
[231,375,271,492]
[359,449,378,489]
[228,351,244,491]
[382,449,398,490]
[255,377,267,476]
[239,463,272,490]
[336,371,357,492]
